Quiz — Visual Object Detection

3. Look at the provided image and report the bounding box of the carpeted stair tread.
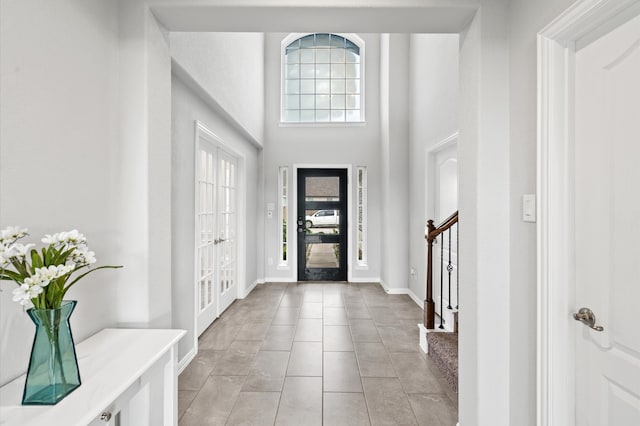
[426,332,458,392]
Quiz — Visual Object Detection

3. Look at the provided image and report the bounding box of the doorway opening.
[297,168,348,281]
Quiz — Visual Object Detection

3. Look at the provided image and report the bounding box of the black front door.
[297,169,347,281]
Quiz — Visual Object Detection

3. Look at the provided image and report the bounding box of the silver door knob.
[573,307,604,331]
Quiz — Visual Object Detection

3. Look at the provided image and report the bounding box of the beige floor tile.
[226,392,281,426]
[275,377,322,426]
[300,302,324,319]
[294,318,323,342]
[345,305,371,319]
[303,289,324,303]
[368,307,400,326]
[349,319,381,342]
[199,323,242,351]
[179,350,225,390]
[378,326,420,353]
[408,393,458,426]
[323,392,371,426]
[212,340,262,376]
[323,293,345,307]
[262,325,296,351]
[324,325,354,351]
[242,351,290,392]
[389,352,447,394]
[235,320,272,341]
[181,376,245,425]
[279,293,303,307]
[390,302,424,320]
[287,341,323,376]
[323,307,349,325]
[354,342,396,377]
[180,282,456,426]
[362,377,418,425]
[324,351,362,392]
[272,307,300,325]
[178,390,197,420]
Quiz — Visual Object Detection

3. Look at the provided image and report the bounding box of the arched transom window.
[282,33,363,123]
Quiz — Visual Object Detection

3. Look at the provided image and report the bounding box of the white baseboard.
[177,347,196,374]
[263,277,297,283]
[349,277,382,283]
[378,282,425,309]
[418,324,428,353]
[240,280,260,298]
[407,289,423,308]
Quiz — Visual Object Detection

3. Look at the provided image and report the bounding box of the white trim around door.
[537,1,640,425]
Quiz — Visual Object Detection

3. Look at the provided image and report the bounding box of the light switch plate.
[523,194,536,223]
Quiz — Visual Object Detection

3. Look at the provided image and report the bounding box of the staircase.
[426,331,458,392]
[419,211,459,392]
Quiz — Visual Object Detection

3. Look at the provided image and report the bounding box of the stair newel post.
[425,220,436,330]
[439,232,445,329]
[447,227,453,310]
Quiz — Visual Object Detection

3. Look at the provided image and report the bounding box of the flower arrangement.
[0,226,122,309]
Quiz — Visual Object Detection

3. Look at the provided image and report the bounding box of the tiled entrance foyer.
[178,282,457,425]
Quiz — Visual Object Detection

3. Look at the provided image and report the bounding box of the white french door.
[216,149,238,314]
[196,138,238,336]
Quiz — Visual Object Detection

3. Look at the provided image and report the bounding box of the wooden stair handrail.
[427,211,458,242]
[424,211,458,329]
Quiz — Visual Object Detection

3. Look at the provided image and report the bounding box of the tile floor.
[178,282,457,426]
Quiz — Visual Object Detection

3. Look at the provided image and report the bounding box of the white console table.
[0,328,185,426]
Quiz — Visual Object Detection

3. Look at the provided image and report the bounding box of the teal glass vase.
[22,300,81,405]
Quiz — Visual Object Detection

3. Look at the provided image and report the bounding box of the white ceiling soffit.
[150,5,478,33]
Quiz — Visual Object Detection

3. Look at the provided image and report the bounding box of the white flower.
[2,243,35,260]
[12,283,43,306]
[0,245,9,267]
[23,264,76,289]
[68,246,96,266]
[42,229,87,248]
[0,226,28,244]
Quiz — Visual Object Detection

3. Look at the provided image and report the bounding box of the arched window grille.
[282,33,363,123]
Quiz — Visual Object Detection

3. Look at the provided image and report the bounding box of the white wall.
[457,1,511,424]
[0,0,120,385]
[170,32,265,145]
[116,1,173,329]
[380,34,411,291]
[508,0,576,424]
[171,71,260,364]
[408,34,459,303]
[262,33,382,283]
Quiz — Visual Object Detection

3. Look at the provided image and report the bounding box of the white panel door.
[574,12,640,425]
